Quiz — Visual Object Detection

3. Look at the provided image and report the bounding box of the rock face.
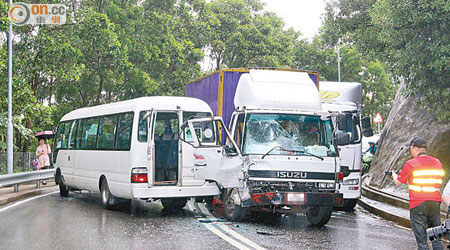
[368,82,450,192]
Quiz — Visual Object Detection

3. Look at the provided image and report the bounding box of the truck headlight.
[318,183,335,189]
[343,178,359,185]
[318,183,327,189]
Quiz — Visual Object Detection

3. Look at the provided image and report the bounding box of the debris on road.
[256,230,285,236]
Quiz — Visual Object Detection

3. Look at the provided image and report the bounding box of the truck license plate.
[286,193,305,204]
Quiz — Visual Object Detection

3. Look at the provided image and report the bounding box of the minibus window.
[79,117,99,149]
[117,113,133,150]
[68,120,78,149]
[97,115,118,150]
[182,112,211,142]
[138,111,148,142]
[55,122,66,149]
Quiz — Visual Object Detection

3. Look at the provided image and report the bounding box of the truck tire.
[342,199,358,211]
[59,177,69,197]
[161,198,188,210]
[306,206,333,227]
[223,189,248,222]
[101,180,117,210]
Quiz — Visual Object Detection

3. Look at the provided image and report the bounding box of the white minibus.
[54,96,220,209]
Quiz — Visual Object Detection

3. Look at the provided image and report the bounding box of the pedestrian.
[36,137,51,185]
[392,136,444,250]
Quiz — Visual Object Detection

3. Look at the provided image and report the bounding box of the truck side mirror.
[363,128,374,137]
[337,114,347,131]
[336,131,350,145]
[361,117,371,129]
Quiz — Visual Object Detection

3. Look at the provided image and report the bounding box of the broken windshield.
[243,113,337,157]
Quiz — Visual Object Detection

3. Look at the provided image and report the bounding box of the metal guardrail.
[0,169,55,192]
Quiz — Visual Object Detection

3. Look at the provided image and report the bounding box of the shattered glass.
[243,113,336,157]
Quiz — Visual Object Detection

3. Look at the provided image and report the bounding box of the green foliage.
[1,0,447,153]
[206,0,299,69]
[371,0,450,121]
[321,0,450,122]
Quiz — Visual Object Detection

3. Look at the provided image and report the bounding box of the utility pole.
[7,0,14,174]
[337,45,346,82]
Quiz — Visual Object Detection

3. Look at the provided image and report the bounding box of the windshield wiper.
[261,146,282,159]
[261,145,324,161]
[298,150,324,161]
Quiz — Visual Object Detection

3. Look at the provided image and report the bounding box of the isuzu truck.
[320,81,373,211]
[185,68,345,226]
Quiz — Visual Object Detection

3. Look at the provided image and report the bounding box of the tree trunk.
[97,75,104,105]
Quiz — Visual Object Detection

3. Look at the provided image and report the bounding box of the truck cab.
[187,70,344,226]
[321,81,373,211]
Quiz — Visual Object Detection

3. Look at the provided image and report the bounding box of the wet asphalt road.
[0,191,421,250]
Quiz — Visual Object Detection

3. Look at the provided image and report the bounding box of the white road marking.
[196,202,267,250]
[0,191,58,213]
[187,201,251,250]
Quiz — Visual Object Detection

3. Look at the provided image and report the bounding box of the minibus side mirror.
[337,114,347,131]
[361,117,371,129]
[336,131,350,146]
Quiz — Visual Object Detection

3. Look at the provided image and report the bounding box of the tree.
[371,0,450,121]
[206,0,298,70]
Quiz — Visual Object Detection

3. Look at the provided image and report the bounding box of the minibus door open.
[146,110,157,187]
[186,117,244,188]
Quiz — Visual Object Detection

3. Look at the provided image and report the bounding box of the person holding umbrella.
[35,131,54,185]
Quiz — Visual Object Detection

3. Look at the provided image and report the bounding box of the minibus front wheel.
[223,188,248,222]
[100,179,117,209]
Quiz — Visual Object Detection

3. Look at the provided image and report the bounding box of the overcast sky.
[262,0,327,40]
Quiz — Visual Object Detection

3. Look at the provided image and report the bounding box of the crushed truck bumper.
[249,192,343,207]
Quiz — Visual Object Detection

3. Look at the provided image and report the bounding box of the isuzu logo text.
[277,171,307,179]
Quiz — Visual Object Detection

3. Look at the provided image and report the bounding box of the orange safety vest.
[407,156,443,204]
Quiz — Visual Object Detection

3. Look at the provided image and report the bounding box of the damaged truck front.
[186,69,345,226]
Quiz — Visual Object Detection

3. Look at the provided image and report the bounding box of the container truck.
[185,68,345,226]
[320,81,373,211]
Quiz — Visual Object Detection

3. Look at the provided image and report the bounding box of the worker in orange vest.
[392,136,443,250]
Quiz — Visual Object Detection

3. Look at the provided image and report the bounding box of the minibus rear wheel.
[59,177,69,197]
[101,180,117,210]
[161,198,187,210]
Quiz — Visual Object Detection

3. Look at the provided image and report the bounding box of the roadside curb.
[358,196,411,228]
[0,184,59,207]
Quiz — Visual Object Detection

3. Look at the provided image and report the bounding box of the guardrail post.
[14,184,18,192]
[36,180,40,188]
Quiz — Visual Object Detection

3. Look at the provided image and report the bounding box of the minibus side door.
[146,110,157,187]
[187,117,244,188]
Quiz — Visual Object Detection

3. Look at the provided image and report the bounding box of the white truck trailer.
[320,81,373,211]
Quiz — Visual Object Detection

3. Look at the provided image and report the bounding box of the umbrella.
[34,130,55,139]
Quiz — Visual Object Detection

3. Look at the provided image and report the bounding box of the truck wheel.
[59,177,69,197]
[223,189,248,222]
[342,199,358,211]
[306,206,333,227]
[161,198,188,210]
[101,180,117,210]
